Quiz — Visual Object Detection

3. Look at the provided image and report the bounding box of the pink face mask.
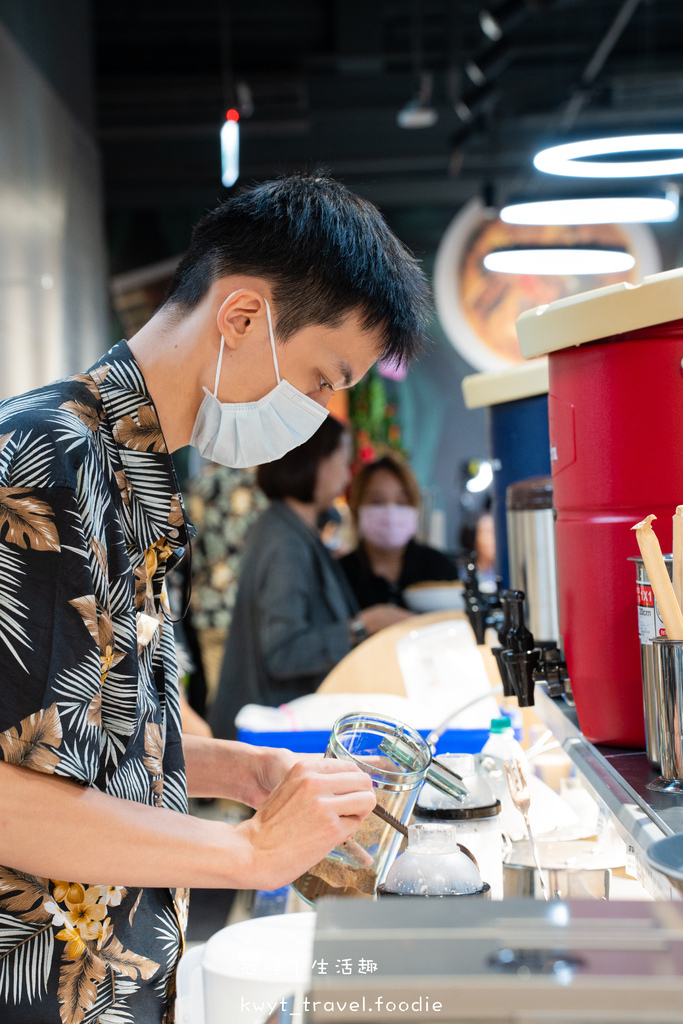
[358,504,419,549]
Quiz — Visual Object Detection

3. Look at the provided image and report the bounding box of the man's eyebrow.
[334,361,354,388]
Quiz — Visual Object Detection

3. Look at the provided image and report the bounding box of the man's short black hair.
[164,174,430,366]
[257,416,345,504]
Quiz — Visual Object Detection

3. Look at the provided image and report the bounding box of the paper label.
[636,582,666,645]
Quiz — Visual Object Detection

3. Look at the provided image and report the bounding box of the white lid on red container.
[516,266,683,359]
[462,357,549,410]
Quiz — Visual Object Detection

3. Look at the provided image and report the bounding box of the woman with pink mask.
[340,455,458,609]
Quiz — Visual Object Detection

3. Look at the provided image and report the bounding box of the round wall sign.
[433,197,661,371]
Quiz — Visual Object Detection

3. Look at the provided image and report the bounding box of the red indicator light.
[226,109,240,122]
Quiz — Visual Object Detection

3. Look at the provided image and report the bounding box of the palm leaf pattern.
[0,870,52,922]
[143,723,164,807]
[0,704,63,774]
[58,400,104,434]
[113,406,167,454]
[3,433,55,489]
[0,341,192,1021]
[98,928,159,981]
[91,975,137,1024]
[51,659,102,735]
[0,543,32,670]
[57,946,108,1024]
[0,488,60,552]
[0,915,54,1006]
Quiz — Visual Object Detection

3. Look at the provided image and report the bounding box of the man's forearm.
[0,755,377,894]
[0,761,255,889]
[182,734,270,804]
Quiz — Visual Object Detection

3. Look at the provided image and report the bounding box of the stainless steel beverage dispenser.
[506,476,560,644]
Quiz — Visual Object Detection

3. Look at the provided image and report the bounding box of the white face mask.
[190,299,328,468]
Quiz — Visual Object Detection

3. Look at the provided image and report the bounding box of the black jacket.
[210,501,359,739]
[339,539,457,609]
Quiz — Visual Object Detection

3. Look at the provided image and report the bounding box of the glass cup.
[291,713,431,905]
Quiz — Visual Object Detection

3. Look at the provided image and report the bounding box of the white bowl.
[403,582,465,614]
[201,912,316,1024]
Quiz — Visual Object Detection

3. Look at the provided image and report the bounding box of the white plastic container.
[200,913,316,1024]
[378,822,488,897]
[415,754,504,899]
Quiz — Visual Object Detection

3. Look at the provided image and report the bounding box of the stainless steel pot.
[503,839,611,900]
[629,554,673,770]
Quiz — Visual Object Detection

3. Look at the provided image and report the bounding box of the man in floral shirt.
[0,174,430,1022]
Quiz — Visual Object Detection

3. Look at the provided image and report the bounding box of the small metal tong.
[379,734,470,802]
[504,758,549,900]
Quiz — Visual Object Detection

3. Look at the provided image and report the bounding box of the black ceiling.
[92,0,683,221]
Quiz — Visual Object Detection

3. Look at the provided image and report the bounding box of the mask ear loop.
[213,336,226,397]
[264,298,281,384]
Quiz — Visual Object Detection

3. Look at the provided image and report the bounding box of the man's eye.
[320,378,333,391]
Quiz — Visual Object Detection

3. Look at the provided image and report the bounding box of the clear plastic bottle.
[481,716,528,770]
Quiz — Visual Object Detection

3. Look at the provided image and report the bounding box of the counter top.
[534,685,683,900]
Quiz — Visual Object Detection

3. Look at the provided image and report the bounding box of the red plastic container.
[517,271,683,747]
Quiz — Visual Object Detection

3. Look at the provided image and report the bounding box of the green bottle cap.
[489,716,512,733]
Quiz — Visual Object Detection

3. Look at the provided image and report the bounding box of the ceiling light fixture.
[398,4,438,130]
[479,0,551,41]
[454,80,497,125]
[534,134,683,178]
[483,246,635,275]
[220,109,240,188]
[465,40,512,87]
[397,69,438,129]
[397,100,438,129]
[500,189,679,224]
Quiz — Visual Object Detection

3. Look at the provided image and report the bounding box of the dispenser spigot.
[462,553,503,646]
[491,590,571,707]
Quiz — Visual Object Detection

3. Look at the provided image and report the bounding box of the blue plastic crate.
[236,727,489,756]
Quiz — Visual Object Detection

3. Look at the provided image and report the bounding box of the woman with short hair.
[209,420,409,740]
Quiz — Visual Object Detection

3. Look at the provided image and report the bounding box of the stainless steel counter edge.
[534,686,682,901]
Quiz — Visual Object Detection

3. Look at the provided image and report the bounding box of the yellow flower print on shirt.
[52,881,86,906]
[63,886,108,941]
[54,923,86,961]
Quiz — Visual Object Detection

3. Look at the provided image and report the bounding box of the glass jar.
[292,713,431,905]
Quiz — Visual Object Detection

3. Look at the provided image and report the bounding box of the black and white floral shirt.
[0,340,191,1024]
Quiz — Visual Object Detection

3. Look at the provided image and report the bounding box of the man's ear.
[217,290,267,350]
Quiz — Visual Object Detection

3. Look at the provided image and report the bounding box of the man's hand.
[247,747,323,808]
[237,758,376,891]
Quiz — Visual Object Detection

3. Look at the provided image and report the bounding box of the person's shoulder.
[0,375,104,489]
[241,504,318,583]
[245,502,311,552]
